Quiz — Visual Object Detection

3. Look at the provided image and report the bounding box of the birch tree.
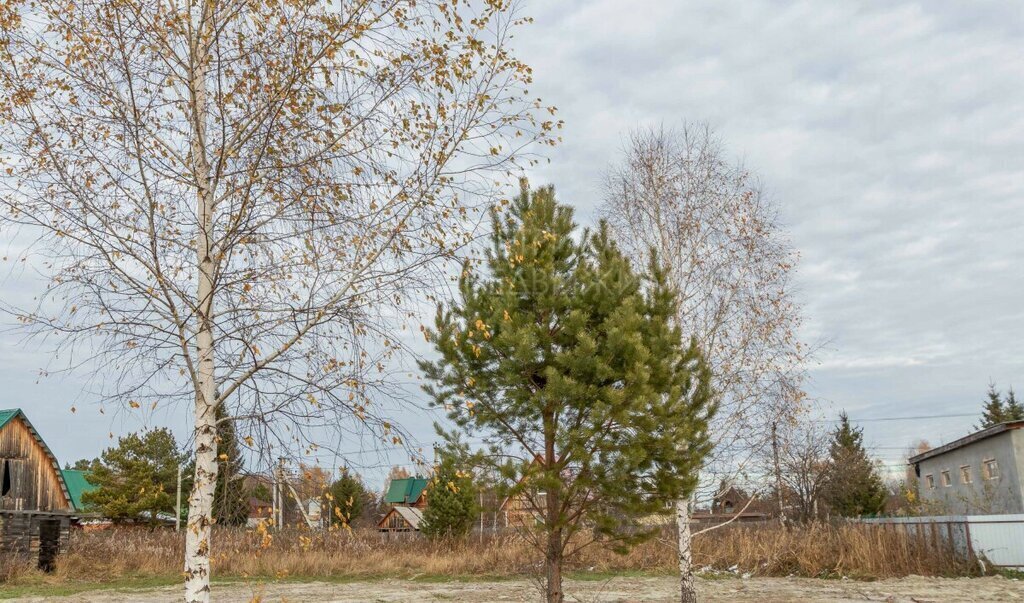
[771,420,829,522]
[601,124,807,603]
[0,1,555,600]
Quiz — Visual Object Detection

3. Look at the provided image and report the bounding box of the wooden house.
[0,408,81,569]
[246,497,273,528]
[377,505,424,532]
[691,483,771,526]
[499,490,545,527]
[376,476,428,533]
[498,457,552,528]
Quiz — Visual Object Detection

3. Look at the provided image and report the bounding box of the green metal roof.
[384,477,428,505]
[60,469,98,512]
[0,408,19,430]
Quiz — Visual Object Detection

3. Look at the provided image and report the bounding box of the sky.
[515,0,1024,475]
[2,1,1023,487]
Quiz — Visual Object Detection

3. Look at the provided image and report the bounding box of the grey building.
[909,420,1024,514]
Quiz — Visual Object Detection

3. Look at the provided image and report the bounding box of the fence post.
[946,522,955,560]
[965,520,974,561]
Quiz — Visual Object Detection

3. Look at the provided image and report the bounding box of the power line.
[811,412,975,423]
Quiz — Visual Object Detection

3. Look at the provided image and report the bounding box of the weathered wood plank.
[0,416,72,512]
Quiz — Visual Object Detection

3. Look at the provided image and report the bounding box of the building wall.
[0,511,71,568]
[1014,430,1024,506]
[916,430,1023,514]
[0,417,72,512]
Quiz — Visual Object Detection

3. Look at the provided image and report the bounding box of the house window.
[983,459,999,480]
[941,470,951,487]
[723,501,734,514]
[924,474,935,489]
[960,465,972,484]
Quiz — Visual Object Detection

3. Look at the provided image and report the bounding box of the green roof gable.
[384,477,428,505]
[61,469,98,512]
[0,408,19,430]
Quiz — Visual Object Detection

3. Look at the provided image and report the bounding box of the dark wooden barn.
[0,408,77,570]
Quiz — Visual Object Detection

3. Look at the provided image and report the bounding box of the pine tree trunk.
[543,411,563,603]
[184,8,218,601]
[676,498,698,603]
[545,525,564,603]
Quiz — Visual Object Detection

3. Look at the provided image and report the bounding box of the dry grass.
[691,522,975,579]
[1,521,977,590]
[50,529,668,581]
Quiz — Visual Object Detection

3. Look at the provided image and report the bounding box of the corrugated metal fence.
[858,514,1024,569]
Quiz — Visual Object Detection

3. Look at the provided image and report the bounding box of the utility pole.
[771,421,786,525]
[175,463,182,532]
[272,460,279,531]
[274,458,284,530]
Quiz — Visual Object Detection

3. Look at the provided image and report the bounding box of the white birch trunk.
[184,356,218,602]
[184,8,219,601]
[676,498,698,603]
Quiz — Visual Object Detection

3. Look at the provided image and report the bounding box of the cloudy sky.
[514,0,1024,474]
[3,1,1023,485]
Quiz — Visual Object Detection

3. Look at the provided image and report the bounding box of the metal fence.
[858,514,1024,569]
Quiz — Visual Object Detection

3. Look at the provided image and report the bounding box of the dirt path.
[7,575,1023,602]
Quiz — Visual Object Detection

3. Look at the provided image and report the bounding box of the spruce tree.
[420,452,478,539]
[1004,387,1024,421]
[978,383,1008,429]
[823,413,886,517]
[327,469,367,527]
[213,404,249,526]
[421,183,716,603]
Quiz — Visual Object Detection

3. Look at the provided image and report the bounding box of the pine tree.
[67,458,99,471]
[823,413,886,517]
[327,469,367,527]
[978,383,1008,429]
[81,429,187,525]
[1004,387,1024,421]
[420,452,477,540]
[420,182,716,603]
[212,404,249,526]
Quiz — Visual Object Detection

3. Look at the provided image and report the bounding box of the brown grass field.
[0,521,991,599]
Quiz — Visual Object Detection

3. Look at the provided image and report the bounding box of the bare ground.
[6,575,1023,603]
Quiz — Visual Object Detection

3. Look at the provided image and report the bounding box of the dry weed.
[1,521,976,587]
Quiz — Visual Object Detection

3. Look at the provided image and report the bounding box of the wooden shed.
[0,408,77,570]
[377,505,424,533]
